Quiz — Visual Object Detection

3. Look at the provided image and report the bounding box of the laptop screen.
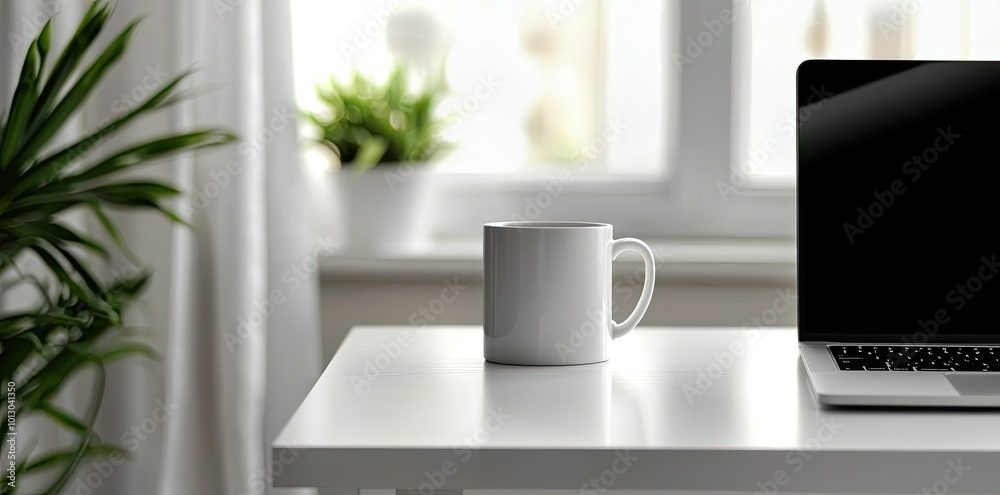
[797,60,1000,343]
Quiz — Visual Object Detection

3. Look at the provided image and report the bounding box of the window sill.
[319,237,796,284]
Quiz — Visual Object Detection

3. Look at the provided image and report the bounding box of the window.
[293,0,796,241]
[747,0,1000,180]
[290,0,663,175]
[292,0,1000,250]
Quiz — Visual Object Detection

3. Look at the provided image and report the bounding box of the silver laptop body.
[796,60,1000,407]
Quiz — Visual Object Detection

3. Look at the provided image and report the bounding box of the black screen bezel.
[795,59,1000,344]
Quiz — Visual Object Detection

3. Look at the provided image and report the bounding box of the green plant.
[305,66,450,171]
[0,2,235,494]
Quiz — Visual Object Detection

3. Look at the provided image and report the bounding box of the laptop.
[796,59,1000,407]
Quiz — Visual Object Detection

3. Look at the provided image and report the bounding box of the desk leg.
[397,490,462,495]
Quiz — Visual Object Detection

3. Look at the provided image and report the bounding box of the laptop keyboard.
[831,345,1000,372]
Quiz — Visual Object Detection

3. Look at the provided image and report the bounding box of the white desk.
[272,326,1000,494]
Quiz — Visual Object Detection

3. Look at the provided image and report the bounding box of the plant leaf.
[24,443,123,473]
[38,403,89,433]
[12,330,45,352]
[353,136,389,170]
[54,130,238,187]
[29,1,110,129]
[10,223,109,257]
[93,341,158,362]
[36,21,52,67]
[51,243,104,297]
[0,70,196,203]
[0,39,42,168]
[87,201,130,256]
[39,362,106,495]
[8,18,139,173]
[26,244,101,309]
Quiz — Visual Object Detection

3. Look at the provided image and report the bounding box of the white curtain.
[1,1,321,494]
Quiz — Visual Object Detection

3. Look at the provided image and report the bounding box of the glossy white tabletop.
[273,326,1000,493]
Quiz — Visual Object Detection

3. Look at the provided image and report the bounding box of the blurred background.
[300,0,1000,360]
[2,0,1000,494]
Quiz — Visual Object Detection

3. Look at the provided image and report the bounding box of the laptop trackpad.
[945,374,1000,396]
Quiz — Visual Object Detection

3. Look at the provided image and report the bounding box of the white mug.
[483,221,656,365]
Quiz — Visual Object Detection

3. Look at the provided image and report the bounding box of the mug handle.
[610,238,656,340]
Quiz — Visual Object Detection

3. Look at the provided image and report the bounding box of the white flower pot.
[331,164,435,256]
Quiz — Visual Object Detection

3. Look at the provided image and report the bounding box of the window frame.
[426,0,796,241]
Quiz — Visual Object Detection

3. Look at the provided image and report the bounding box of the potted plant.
[0,3,234,493]
[304,66,449,255]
